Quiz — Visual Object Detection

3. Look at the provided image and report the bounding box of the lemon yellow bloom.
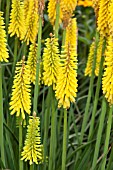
[43,35,60,88]
[92,0,100,20]
[27,43,37,84]
[60,0,77,27]
[10,58,31,119]
[95,36,104,76]
[65,18,78,52]
[97,0,110,37]
[85,41,95,76]
[77,0,92,7]
[24,0,29,19]
[102,36,113,104]
[108,0,113,36]
[0,12,9,62]
[8,0,25,40]
[24,0,39,45]
[55,44,78,109]
[21,115,43,165]
[48,0,63,25]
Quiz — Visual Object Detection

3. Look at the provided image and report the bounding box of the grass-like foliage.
[0,0,113,170]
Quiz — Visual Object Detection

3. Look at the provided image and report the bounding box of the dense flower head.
[102,36,113,104]
[9,57,31,119]
[0,11,9,62]
[65,18,78,52]
[55,44,78,109]
[27,43,37,84]
[21,114,43,165]
[24,0,39,45]
[108,0,113,36]
[95,36,104,76]
[97,0,110,37]
[60,0,77,27]
[43,35,60,88]
[8,0,25,40]
[85,41,95,76]
[85,36,104,77]
[48,0,63,25]
[77,0,93,7]
[92,0,100,20]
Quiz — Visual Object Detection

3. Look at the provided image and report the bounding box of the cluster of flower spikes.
[9,57,31,119]
[8,0,25,40]
[24,0,39,45]
[77,0,93,7]
[85,36,104,77]
[21,113,43,165]
[55,18,78,109]
[0,11,9,62]
[42,34,60,89]
[102,36,113,104]
[48,0,77,28]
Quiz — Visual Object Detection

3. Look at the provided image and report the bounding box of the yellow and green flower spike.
[27,43,37,84]
[102,36,113,104]
[0,11,9,62]
[21,113,43,165]
[9,57,31,119]
[97,0,110,37]
[24,0,39,45]
[43,34,60,88]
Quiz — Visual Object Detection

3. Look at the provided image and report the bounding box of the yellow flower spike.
[21,114,44,165]
[24,0,30,19]
[95,36,104,76]
[92,0,100,20]
[65,18,78,53]
[27,43,37,84]
[97,0,110,37]
[24,0,39,45]
[8,0,25,40]
[84,41,95,76]
[60,0,77,27]
[55,44,78,109]
[48,0,63,26]
[27,43,42,84]
[10,57,31,119]
[108,0,113,36]
[43,34,60,88]
[0,12,9,62]
[102,36,113,104]
[77,0,93,7]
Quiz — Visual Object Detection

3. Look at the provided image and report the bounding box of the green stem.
[54,1,60,38]
[49,87,57,170]
[61,109,67,170]
[80,31,99,144]
[91,97,107,170]
[100,106,113,170]
[88,41,105,140]
[33,16,42,113]
[106,142,113,170]
[0,64,5,166]
[19,119,23,170]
